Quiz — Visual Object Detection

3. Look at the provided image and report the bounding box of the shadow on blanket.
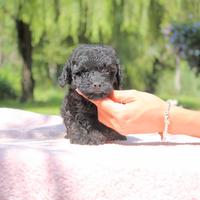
[0,108,65,140]
[1,108,200,144]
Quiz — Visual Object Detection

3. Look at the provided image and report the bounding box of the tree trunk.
[15,19,34,102]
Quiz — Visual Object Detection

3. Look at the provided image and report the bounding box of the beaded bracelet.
[160,101,172,141]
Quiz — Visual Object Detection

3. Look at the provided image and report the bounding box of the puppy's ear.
[58,60,72,87]
[114,59,122,89]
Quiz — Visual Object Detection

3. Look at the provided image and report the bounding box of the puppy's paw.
[103,129,127,141]
[68,130,108,145]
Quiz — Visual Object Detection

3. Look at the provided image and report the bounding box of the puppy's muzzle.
[92,82,102,92]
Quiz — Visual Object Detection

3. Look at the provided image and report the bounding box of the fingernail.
[75,89,81,94]
[75,89,87,99]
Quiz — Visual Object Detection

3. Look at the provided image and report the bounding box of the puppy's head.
[59,44,121,99]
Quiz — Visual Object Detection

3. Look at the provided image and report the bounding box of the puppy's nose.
[93,82,101,88]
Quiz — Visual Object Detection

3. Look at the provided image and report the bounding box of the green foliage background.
[0,0,200,114]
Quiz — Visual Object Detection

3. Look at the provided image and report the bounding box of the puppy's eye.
[75,71,81,76]
[110,65,117,74]
[74,69,87,76]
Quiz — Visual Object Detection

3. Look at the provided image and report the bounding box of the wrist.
[157,102,169,133]
[168,106,189,134]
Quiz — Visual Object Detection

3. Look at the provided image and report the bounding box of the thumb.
[110,90,139,104]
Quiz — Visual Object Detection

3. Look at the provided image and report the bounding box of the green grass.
[0,86,199,116]
[177,96,200,110]
[0,86,65,115]
[159,94,200,110]
[0,99,61,115]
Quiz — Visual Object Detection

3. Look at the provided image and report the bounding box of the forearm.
[169,107,200,137]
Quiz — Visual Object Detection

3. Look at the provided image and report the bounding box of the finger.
[76,89,125,114]
[76,89,89,100]
[109,90,140,103]
[76,89,103,105]
[97,109,113,128]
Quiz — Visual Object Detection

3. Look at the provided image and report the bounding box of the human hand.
[76,89,167,135]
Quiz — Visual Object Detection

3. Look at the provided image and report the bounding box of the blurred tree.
[154,0,200,94]
[1,0,37,101]
[0,0,200,101]
[16,19,34,101]
[168,22,200,74]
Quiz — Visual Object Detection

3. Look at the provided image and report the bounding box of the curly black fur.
[59,44,126,145]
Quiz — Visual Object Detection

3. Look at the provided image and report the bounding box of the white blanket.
[0,108,200,200]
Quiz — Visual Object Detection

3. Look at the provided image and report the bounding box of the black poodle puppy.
[59,44,126,145]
